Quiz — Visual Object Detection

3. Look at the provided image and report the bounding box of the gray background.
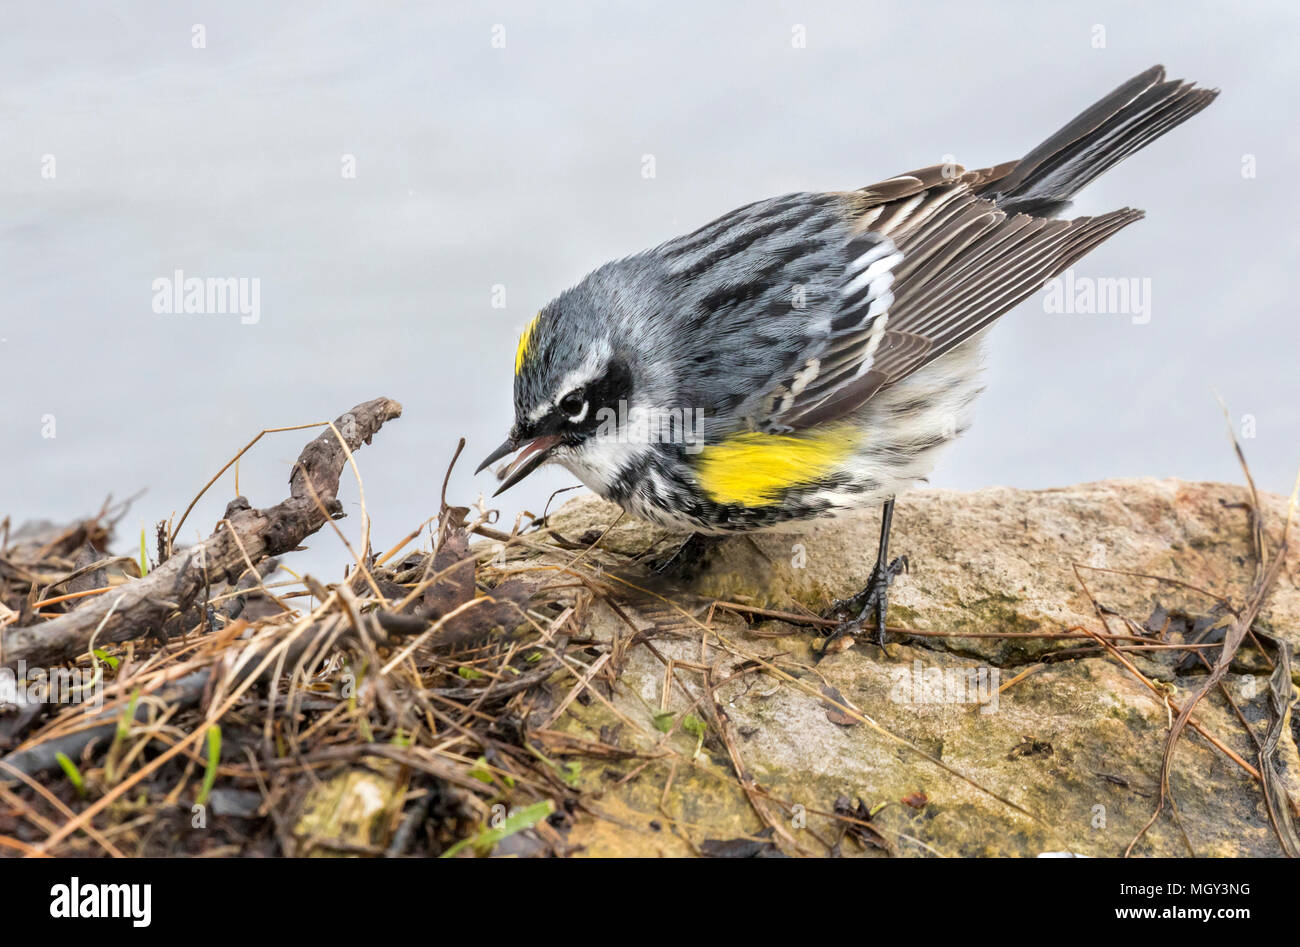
[3,1,1296,575]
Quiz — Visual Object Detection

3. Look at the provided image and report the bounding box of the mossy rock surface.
[538,479,1299,857]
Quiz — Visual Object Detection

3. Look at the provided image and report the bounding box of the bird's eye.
[559,390,586,418]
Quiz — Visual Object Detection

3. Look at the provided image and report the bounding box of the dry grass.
[1,397,1296,858]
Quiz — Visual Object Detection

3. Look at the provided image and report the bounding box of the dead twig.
[1,398,403,670]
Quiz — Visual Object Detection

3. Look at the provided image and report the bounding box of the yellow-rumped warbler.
[478,65,1216,648]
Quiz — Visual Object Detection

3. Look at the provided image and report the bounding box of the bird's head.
[476,279,645,497]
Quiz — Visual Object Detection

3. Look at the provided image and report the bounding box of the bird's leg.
[646,532,718,580]
[820,498,907,654]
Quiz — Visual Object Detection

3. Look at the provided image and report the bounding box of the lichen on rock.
[531,478,1299,857]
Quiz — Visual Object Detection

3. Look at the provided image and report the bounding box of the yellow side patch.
[515,313,541,375]
[694,425,861,507]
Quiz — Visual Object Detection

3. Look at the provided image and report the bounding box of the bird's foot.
[819,555,908,656]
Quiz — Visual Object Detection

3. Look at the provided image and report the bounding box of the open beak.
[475,434,562,496]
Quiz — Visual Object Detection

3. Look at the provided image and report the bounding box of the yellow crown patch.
[515,313,541,375]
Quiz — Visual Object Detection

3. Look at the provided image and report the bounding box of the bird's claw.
[818,555,908,657]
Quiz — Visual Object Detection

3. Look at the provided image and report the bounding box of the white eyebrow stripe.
[528,348,609,424]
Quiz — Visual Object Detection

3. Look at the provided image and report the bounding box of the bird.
[477,65,1218,650]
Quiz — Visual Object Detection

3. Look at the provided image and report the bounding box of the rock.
[524,478,1299,857]
[290,766,402,856]
[207,788,264,819]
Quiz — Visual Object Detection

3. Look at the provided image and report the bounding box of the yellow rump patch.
[694,425,861,507]
[515,313,541,375]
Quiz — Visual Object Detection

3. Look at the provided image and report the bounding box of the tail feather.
[978,65,1218,216]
